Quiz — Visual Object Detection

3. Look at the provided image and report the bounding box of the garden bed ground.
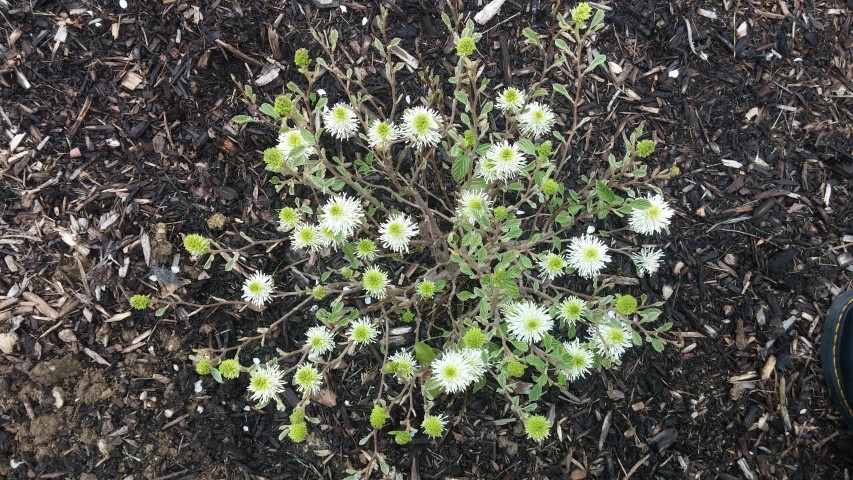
[1,0,852,478]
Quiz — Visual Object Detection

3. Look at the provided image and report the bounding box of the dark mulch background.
[1,0,852,478]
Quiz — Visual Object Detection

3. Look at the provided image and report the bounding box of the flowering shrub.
[131,4,678,476]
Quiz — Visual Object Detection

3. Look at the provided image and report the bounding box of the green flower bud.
[542,178,560,196]
[129,294,150,310]
[311,285,327,300]
[524,415,550,442]
[294,48,311,68]
[463,130,476,149]
[263,147,284,171]
[636,139,656,158]
[455,36,476,57]
[274,95,294,117]
[183,234,211,257]
[615,294,638,316]
[289,407,305,425]
[421,414,446,438]
[417,280,437,299]
[493,205,509,221]
[195,359,212,375]
[394,431,412,445]
[572,2,593,25]
[218,359,241,379]
[505,360,526,378]
[288,422,308,443]
[462,328,486,349]
[370,405,388,429]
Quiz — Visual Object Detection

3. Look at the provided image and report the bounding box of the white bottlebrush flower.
[630,247,665,277]
[401,106,443,150]
[556,296,587,325]
[431,349,479,394]
[241,271,275,307]
[477,141,527,182]
[388,350,417,380]
[496,87,527,114]
[591,322,633,360]
[317,224,345,249]
[460,348,487,382]
[362,267,390,299]
[291,223,323,252]
[277,129,316,162]
[348,317,380,346]
[305,326,335,355]
[503,300,554,343]
[562,340,594,381]
[247,362,286,405]
[567,234,611,278]
[319,194,364,238]
[293,363,323,395]
[538,252,568,280]
[629,194,675,235]
[518,101,556,139]
[455,188,492,222]
[322,102,359,140]
[367,120,400,150]
[379,213,419,253]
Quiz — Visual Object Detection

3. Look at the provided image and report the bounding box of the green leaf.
[154,306,168,317]
[456,291,475,301]
[414,341,436,365]
[451,155,470,182]
[224,253,239,271]
[259,103,280,120]
[517,138,537,155]
[231,115,254,124]
[649,338,665,352]
[210,367,223,383]
[584,54,607,74]
[522,27,542,48]
[595,181,618,204]
[658,322,673,332]
[454,90,470,108]
[553,83,571,101]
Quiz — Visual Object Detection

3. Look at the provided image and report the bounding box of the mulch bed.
[1,0,851,478]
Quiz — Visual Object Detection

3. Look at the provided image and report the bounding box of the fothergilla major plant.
[129,4,679,477]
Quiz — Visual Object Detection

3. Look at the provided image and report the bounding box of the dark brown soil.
[1,0,851,478]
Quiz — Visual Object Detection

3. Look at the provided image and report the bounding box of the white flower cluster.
[319,101,444,151]
[431,348,487,394]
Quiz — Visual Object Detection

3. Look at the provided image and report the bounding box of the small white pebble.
[342,286,351,292]
[668,69,679,78]
[221,401,226,405]
[516,210,525,215]
[405,95,411,104]
[364,296,372,305]
[170,265,180,273]
[586,225,596,234]
[149,274,158,282]
[339,5,347,13]
[253,357,260,365]
[10,459,24,469]
[242,425,249,432]
[344,400,351,406]
[800,408,807,415]
[173,364,180,371]
[316,89,326,96]
[243,405,251,411]
[193,380,203,393]
[608,310,615,318]
[106,138,120,147]
[362,17,368,26]
[310,304,319,312]
[164,409,174,418]
[196,406,204,414]
[119,0,127,8]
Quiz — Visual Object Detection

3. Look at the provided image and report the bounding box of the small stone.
[70,147,82,158]
[0,331,19,354]
[58,329,78,343]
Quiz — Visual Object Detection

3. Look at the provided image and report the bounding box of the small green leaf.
[451,155,470,182]
[595,181,618,204]
[232,115,254,124]
[584,54,607,74]
[154,306,168,317]
[224,253,239,272]
[649,338,665,352]
[522,27,542,48]
[414,341,436,365]
[259,103,281,120]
